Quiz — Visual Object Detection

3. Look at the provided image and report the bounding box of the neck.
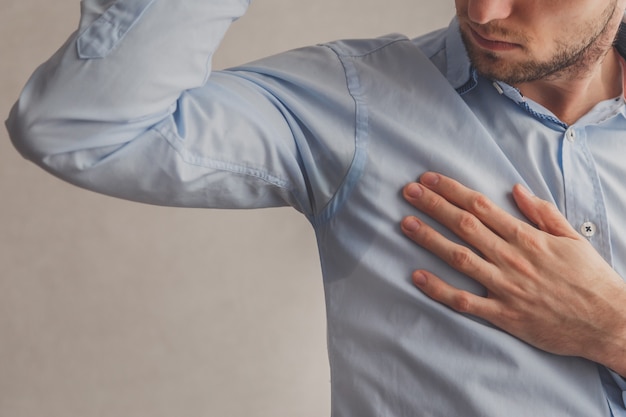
[515,48,623,125]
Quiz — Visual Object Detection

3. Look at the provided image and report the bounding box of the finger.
[412,270,499,320]
[414,271,534,345]
[402,216,498,288]
[420,172,552,244]
[403,181,506,259]
[512,184,579,238]
[416,172,527,242]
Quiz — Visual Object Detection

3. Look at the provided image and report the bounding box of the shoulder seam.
[310,43,370,227]
[320,35,410,59]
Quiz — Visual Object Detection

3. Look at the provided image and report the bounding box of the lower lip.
[470,28,519,52]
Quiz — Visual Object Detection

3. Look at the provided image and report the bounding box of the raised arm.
[8,0,250,151]
[401,172,626,376]
[5,0,355,215]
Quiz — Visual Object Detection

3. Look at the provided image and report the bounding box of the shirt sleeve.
[5,0,356,217]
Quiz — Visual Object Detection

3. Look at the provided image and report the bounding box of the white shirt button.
[580,222,596,237]
[566,129,576,142]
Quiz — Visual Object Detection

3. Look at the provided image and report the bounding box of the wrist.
[585,293,626,377]
[579,273,626,377]
[597,334,626,377]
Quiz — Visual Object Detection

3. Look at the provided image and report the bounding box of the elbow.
[6,95,122,174]
[6,98,53,165]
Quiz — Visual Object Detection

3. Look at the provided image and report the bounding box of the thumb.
[512,184,579,238]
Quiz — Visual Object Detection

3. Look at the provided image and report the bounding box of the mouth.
[468,27,521,52]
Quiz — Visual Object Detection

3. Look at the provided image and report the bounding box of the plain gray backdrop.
[1,1,454,415]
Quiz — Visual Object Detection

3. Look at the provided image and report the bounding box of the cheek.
[522,22,580,58]
[454,0,467,16]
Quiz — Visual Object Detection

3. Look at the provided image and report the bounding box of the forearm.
[7,0,250,161]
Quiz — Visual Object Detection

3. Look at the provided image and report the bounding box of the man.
[6,0,626,415]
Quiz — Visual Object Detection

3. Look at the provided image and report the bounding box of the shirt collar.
[444,18,476,94]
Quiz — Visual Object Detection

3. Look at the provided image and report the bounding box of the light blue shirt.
[7,1,626,415]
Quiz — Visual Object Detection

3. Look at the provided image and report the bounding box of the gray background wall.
[1,1,454,416]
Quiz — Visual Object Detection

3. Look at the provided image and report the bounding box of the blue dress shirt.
[7,1,626,415]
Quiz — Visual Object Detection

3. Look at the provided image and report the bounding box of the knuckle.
[500,307,524,327]
[451,291,472,313]
[449,247,474,269]
[499,250,536,276]
[427,282,444,300]
[421,231,437,246]
[512,225,543,252]
[457,212,480,234]
[423,194,443,213]
[468,194,491,214]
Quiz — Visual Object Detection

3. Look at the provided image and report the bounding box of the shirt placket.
[561,125,613,264]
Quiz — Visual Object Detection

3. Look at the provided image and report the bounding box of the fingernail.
[421,172,440,187]
[413,271,427,286]
[405,183,423,198]
[402,217,421,232]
